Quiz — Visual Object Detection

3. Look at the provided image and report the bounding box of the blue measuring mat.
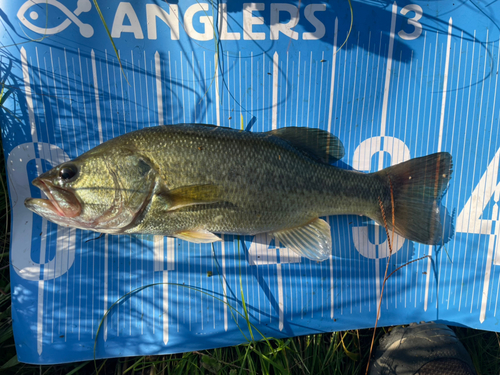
[1,0,500,365]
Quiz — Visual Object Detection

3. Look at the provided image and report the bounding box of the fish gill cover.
[0,0,499,364]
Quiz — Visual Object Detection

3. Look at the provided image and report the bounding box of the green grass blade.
[238,237,254,342]
[92,0,130,85]
[0,88,13,108]
[0,354,19,369]
[65,361,91,375]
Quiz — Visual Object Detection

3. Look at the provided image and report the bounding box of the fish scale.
[119,125,373,233]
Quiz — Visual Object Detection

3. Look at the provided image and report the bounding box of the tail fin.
[372,152,453,245]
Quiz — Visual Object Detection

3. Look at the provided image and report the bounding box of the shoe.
[369,322,477,375]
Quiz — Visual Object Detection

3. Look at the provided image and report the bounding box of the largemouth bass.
[24,124,452,261]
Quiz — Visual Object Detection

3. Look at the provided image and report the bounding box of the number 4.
[456,147,500,237]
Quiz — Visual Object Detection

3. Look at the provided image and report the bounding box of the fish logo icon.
[17,0,94,38]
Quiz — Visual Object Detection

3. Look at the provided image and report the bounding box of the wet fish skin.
[24,124,453,261]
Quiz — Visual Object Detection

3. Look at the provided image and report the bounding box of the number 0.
[398,4,423,40]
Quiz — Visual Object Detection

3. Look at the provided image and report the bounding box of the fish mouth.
[25,178,81,218]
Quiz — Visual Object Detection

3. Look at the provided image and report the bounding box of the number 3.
[398,4,423,40]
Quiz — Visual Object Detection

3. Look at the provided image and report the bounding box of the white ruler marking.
[21,48,37,142]
[284,52,289,125]
[193,51,197,121]
[239,51,242,128]
[482,228,499,322]
[166,237,175,270]
[104,236,108,341]
[204,51,208,123]
[169,51,174,125]
[277,264,284,330]
[327,18,338,133]
[437,18,453,153]
[306,51,313,127]
[317,51,325,128]
[330,252,334,319]
[215,53,220,126]
[130,51,139,130]
[91,50,103,144]
[379,2,398,141]
[163,270,169,345]
[180,52,186,124]
[296,52,301,130]
[263,54,266,132]
[155,52,163,124]
[144,52,151,125]
[221,238,228,331]
[272,52,279,130]
[227,52,230,126]
[37,280,45,355]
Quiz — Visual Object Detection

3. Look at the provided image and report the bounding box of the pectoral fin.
[272,218,332,261]
[162,184,223,211]
[175,229,221,243]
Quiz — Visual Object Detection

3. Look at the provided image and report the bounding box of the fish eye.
[59,164,78,182]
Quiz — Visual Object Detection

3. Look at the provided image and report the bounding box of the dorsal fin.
[174,123,235,131]
[267,127,344,164]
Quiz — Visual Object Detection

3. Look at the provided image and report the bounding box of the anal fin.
[271,218,331,261]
